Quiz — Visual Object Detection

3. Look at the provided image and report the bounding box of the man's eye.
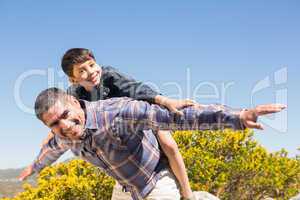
[62,110,70,119]
[80,70,85,74]
[50,121,59,128]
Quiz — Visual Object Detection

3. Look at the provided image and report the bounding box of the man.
[19,88,286,200]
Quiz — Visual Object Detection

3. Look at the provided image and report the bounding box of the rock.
[290,193,300,200]
[192,191,300,200]
[193,191,220,200]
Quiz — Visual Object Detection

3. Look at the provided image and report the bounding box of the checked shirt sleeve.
[116,101,245,138]
[32,135,69,173]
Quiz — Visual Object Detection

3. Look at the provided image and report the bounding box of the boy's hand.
[18,164,34,181]
[155,95,198,115]
[240,104,286,130]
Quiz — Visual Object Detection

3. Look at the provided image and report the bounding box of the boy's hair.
[61,48,96,77]
[35,87,69,121]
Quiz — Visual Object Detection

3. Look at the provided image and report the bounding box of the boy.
[21,48,196,199]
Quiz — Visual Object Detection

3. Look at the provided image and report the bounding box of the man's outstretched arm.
[117,101,286,132]
[18,135,69,181]
[149,103,286,131]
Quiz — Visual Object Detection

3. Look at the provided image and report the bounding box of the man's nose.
[59,119,73,130]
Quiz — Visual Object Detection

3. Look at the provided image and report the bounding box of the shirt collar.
[79,100,99,130]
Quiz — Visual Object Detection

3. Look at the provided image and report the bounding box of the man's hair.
[35,87,69,121]
[61,48,96,77]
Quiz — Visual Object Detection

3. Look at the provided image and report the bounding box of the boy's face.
[70,59,101,89]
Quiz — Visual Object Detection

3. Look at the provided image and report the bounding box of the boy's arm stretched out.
[18,135,69,181]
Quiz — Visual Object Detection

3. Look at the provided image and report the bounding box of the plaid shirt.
[32,97,245,199]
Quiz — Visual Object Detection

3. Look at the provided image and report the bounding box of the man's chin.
[69,134,83,140]
[65,129,84,140]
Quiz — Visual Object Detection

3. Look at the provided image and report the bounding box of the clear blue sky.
[0,0,299,169]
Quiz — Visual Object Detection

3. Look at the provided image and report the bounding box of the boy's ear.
[69,77,77,84]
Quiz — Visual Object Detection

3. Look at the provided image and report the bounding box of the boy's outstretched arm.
[157,130,193,199]
[18,135,69,181]
[106,66,197,112]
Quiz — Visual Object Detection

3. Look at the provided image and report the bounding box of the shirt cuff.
[137,92,160,104]
[225,109,246,130]
[32,161,44,173]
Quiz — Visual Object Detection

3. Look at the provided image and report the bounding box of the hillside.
[0,168,35,198]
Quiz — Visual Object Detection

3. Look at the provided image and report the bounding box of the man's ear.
[70,96,80,106]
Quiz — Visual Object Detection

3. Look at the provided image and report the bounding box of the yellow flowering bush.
[2,129,299,200]
[174,129,300,199]
[7,160,115,200]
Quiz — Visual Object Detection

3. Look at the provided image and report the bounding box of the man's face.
[70,59,101,90]
[41,97,86,140]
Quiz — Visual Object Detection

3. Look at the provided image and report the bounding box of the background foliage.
[2,130,299,200]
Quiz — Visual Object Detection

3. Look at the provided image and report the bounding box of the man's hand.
[41,131,54,147]
[18,164,34,181]
[155,95,197,115]
[240,104,286,130]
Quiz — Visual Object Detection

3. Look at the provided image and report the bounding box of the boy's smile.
[70,59,102,91]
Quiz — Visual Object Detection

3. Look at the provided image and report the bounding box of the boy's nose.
[86,67,95,75]
[86,68,92,74]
